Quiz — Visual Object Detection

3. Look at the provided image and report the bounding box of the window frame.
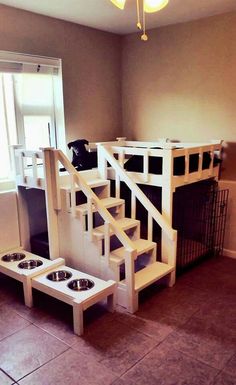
[0,50,66,191]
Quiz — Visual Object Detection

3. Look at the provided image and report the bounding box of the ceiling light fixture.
[110,0,169,41]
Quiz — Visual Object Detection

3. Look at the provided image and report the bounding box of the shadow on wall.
[220,142,236,181]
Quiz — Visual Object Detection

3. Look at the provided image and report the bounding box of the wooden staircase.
[58,166,175,313]
[43,148,177,313]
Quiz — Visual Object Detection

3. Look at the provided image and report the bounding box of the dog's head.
[68,139,89,157]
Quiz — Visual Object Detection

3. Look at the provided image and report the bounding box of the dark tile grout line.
[0,322,33,344]
[0,321,70,383]
[212,353,236,382]
[14,345,71,384]
[111,304,201,383]
[11,301,177,349]
[29,320,77,348]
[110,300,235,384]
[155,304,236,376]
[0,367,16,382]
[110,338,164,384]
[1,285,208,383]
[2,300,77,348]
[208,368,232,385]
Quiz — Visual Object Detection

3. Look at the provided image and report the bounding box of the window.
[15,73,57,149]
[0,51,66,186]
[0,74,17,180]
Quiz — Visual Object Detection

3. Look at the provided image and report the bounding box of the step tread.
[61,178,109,192]
[93,217,140,238]
[87,178,109,188]
[76,197,124,214]
[121,262,174,292]
[111,238,156,259]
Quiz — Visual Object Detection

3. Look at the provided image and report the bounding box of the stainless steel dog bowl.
[18,259,43,269]
[47,270,72,282]
[1,252,26,262]
[67,278,95,291]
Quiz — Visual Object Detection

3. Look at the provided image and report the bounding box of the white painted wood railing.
[97,144,177,244]
[12,145,44,187]
[97,140,222,188]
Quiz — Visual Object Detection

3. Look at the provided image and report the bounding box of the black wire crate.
[173,180,229,272]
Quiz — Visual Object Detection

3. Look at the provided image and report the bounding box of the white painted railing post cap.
[162,143,176,149]
[210,139,223,145]
[39,147,55,151]
[11,144,23,149]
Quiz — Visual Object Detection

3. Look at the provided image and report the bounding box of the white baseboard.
[223,248,236,259]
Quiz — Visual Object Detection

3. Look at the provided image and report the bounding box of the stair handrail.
[56,149,136,253]
[98,144,177,243]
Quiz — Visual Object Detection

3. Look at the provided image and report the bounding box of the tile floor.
[0,255,235,385]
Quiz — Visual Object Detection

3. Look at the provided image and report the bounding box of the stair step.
[110,239,156,265]
[121,262,174,292]
[87,179,109,189]
[92,217,140,239]
[76,197,124,215]
[61,178,109,192]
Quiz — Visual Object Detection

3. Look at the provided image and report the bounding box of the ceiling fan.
[110,0,169,40]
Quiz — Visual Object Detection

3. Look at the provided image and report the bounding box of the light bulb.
[110,0,126,10]
[144,0,169,13]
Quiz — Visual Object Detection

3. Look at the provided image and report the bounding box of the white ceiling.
[0,0,236,34]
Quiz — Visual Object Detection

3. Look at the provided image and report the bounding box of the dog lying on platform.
[60,139,97,172]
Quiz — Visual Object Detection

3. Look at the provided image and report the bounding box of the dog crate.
[173,181,229,272]
[118,179,228,273]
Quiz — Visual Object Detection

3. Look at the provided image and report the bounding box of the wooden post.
[16,186,31,250]
[42,148,60,260]
[125,249,137,313]
[10,144,23,179]
[161,147,174,265]
[97,144,107,179]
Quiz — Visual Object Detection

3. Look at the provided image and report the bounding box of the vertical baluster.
[209,145,214,176]
[198,147,203,179]
[115,174,120,199]
[32,154,38,186]
[119,149,125,167]
[19,151,25,184]
[70,173,76,216]
[184,149,190,183]
[148,212,153,241]
[87,197,93,242]
[131,192,136,219]
[143,150,149,182]
[104,221,110,266]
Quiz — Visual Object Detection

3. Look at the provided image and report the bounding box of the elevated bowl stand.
[0,249,116,335]
[32,266,116,336]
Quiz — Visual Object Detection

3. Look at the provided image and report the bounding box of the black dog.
[60,139,97,172]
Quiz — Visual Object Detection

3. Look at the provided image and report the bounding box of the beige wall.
[0,4,122,143]
[0,191,20,252]
[122,12,236,180]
